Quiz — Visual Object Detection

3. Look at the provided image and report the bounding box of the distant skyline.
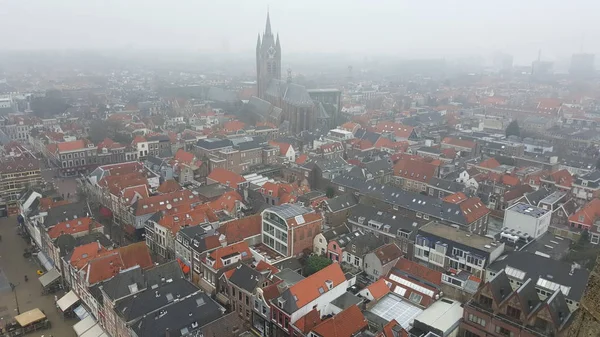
[1,0,599,64]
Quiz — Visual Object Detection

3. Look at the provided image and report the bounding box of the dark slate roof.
[364,159,393,175]
[207,87,238,103]
[325,194,358,213]
[330,292,363,310]
[147,134,171,142]
[316,102,330,119]
[116,279,200,323]
[332,174,474,226]
[228,264,263,293]
[546,289,573,329]
[574,170,600,187]
[322,226,351,241]
[428,177,465,193]
[487,251,590,302]
[334,231,364,249]
[196,138,233,150]
[345,233,385,256]
[516,278,542,317]
[302,155,349,172]
[348,203,427,238]
[265,79,314,107]
[130,291,223,337]
[235,140,262,151]
[145,156,166,167]
[89,284,104,306]
[487,270,513,304]
[144,261,185,289]
[43,201,91,228]
[417,146,441,155]
[354,129,381,145]
[101,266,145,301]
[522,188,553,206]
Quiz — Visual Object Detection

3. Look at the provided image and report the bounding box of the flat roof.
[508,202,549,218]
[419,222,498,252]
[414,298,463,334]
[368,293,423,330]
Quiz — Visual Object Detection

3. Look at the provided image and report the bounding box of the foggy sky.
[1,0,598,63]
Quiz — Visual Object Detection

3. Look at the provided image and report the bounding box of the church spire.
[256,33,261,49]
[275,33,280,51]
[265,11,272,36]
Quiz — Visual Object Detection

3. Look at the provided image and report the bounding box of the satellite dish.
[166,204,172,210]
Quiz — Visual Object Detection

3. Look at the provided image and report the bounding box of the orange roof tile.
[569,198,600,227]
[459,197,489,223]
[441,137,476,149]
[287,263,346,308]
[255,260,280,274]
[223,120,246,132]
[157,179,182,194]
[208,190,243,214]
[543,169,573,188]
[117,242,153,270]
[294,308,323,334]
[296,154,308,165]
[269,141,292,156]
[70,242,107,270]
[310,305,368,337]
[393,159,438,183]
[207,168,246,187]
[443,192,467,204]
[217,214,261,243]
[206,242,251,270]
[366,278,391,301]
[479,157,501,169]
[132,135,147,144]
[392,258,442,285]
[134,190,198,216]
[57,139,88,152]
[159,205,218,235]
[48,217,99,239]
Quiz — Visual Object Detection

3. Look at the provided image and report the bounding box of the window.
[506,306,521,319]
[468,314,486,327]
[409,292,423,304]
[495,326,514,337]
[479,295,493,307]
[464,331,481,337]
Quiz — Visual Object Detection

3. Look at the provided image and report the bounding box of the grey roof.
[115,279,199,322]
[302,155,349,172]
[330,292,363,311]
[147,134,171,142]
[101,266,145,301]
[487,270,513,304]
[207,87,238,103]
[487,251,590,302]
[322,226,351,241]
[428,177,465,193]
[522,188,553,206]
[364,159,393,175]
[325,194,358,213]
[516,278,542,317]
[130,291,223,337]
[265,203,313,219]
[332,174,476,226]
[272,268,305,286]
[348,204,427,238]
[574,170,600,187]
[334,231,364,249]
[145,156,166,167]
[196,138,233,150]
[192,184,232,199]
[546,289,573,330]
[417,146,441,155]
[235,140,262,151]
[228,264,263,293]
[144,261,185,289]
[43,201,91,228]
[265,79,314,107]
[344,233,385,256]
[354,129,381,145]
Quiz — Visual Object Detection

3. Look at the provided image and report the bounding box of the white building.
[503,202,551,239]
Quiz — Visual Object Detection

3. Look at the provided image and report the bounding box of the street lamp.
[9,282,20,315]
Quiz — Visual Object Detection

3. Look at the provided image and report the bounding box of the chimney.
[165,328,170,337]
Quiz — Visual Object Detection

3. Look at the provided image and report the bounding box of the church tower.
[256,12,281,99]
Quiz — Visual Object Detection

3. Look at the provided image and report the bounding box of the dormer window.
[325,280,333,290]
[582,181,588,187]
[278,298,286,308]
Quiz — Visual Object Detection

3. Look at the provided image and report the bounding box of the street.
[39,160,78,202]
[0,216,77,336]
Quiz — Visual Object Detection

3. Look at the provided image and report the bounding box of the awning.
[36,251,54,271]
[73,316,96,336]
[81,323,107,337]
[74,305,90,320]
[14,308,46,327]
[39,268,60,287]
[57,290,79,311]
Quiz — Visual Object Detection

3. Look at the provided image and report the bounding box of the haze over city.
[1,0,599,64]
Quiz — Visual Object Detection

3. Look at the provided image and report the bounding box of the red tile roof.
[340,122,360,133]
[310,305,368,337]
[133,190,198,216]
[372,243,402,266]
[159,204,218,235]
[207,168,246,187]
[157,179,182,194]
[269,141,293,156]
[296,154,309,165]
[478,158,501,169]
[569,198,600,227]
[223,120,246,133]
[206,242,251,270]
[443,192,467,204]
[255,260,280,274]
[122,185,150,205]
[208,190,243,214]
[132,135,147,144]
[393,258,442,285]
[365,278,391,301]
[287,263,346,308]
[57,139,89,152]
[70,242,107,270]
[294,309,323,334]
[217,214,262,243]
[372,122,414,139]
[393,159,438,183]
[543,169,573,188]
[48,217,100,239]
[459,197,489,223]
[441,137,476,150]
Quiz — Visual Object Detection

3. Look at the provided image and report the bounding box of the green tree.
[326,186,335,198]
[505,120,520,138]
[305,255,332,275]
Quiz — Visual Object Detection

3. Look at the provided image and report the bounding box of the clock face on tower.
[268,46,275,58]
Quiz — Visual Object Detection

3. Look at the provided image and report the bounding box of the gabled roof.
[226,263,263,293]
[133,190,198,216]
[478,157,501,169]
[293,308,323,335]
[393,159,438,183]
[208,190,243,214]
[156,179,182,194]
[458,197,489,223]
[216,214,261,243]
[206,241,251,270]
[441,137,476,149]
[569,198,600,227]
[278,263,346,313]
[310,305,368,337]
[370,243,402,266]
[365,278,391,301]
[48,217,99,239]
[443,192,467,204]
[207,168,246,186]
[542,169,573,188]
